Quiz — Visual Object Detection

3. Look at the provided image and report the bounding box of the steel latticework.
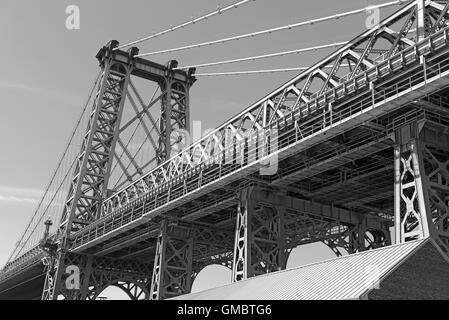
[1,0,449,300]
[39,41,196,300]
[394,121,449,251]
[231,186,391,282]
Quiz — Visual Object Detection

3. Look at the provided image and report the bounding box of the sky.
[0,0,400,299]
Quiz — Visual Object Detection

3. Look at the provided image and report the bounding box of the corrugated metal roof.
[172,239,430,300]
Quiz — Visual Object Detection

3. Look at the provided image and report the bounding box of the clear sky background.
[0,0,399,299]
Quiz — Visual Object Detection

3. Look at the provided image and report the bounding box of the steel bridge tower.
[41,41,196,300]
[39,38,393,299]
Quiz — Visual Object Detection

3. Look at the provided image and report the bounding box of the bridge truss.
[1,0,449,300]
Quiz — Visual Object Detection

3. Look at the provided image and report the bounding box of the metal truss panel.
[98,1,449,220]
[42,251,151,300]
[150,221,233,300]
[394,120,449,257]
[232,189,287,282]
[272,137,394,187]
[75,21,449,254]
[231,186,391,282]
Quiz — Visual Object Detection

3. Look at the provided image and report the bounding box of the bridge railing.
[96,2,447,222]
[70,26,449,250]
[100,25,449,215]
[4,0,449,276]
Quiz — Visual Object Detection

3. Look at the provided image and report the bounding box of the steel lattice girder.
[394,120,449,255]
[158,73,191,164]
[149,220,234,300]
[232,193,287,281]
[75,182,392,258]
[231,186,392,282]
[41,251,151,300]
[5,0,449,291]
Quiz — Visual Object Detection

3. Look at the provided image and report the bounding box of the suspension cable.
[5,70,102,265]
[136,0,408,58]
[193,64,350,76]
[15,155,78,259]
[116,0,256,50]
[174,42,347,70]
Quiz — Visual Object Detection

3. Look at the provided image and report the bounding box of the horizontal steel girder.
[69,18,449,252]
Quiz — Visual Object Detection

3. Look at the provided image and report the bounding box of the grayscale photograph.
[0,0,448,306]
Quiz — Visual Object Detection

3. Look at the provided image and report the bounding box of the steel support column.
[232,187,288,282]
[150,220,234,300]
[157,61,193,163]
[85,256,151,300]
[150,220,194,300]
[41,252,92,300]
[394,121,449,257]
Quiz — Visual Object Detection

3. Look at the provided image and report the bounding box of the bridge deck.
[3,5,449,296]
[68,28,449,256]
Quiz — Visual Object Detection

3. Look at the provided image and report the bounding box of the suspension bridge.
[1,0,449,300]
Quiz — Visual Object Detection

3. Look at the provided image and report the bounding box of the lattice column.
[150,220,194,300]
[323,225,362,256]
[232,187,287,282]
[394,140,432,242]
[149,221,233,298]
[41,252,93,300]
[157,61,194,163]
[41,251,62,300]
[394,121,449,257]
